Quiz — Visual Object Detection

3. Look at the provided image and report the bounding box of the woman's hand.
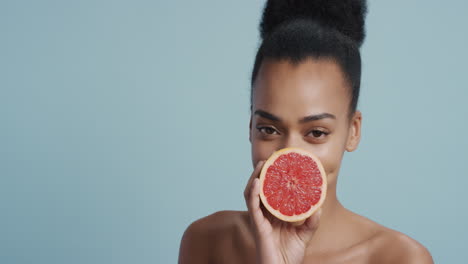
[244,161,322,264]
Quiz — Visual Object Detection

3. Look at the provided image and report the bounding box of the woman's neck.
[305,186,354,253]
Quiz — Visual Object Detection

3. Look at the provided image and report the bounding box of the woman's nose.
[280,133,307,150]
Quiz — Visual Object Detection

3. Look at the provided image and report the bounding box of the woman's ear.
[346,111,362,152]
[249,117,252,143]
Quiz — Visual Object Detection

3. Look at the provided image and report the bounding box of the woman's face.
[250,58,361,187]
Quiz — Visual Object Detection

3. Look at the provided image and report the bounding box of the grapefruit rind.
[259,147,327,223]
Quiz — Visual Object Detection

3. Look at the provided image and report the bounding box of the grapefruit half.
[259,147,327,223]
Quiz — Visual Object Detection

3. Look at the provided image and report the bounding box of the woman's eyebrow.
[299,113,336,123]
[254,109,335,123]
[254,109,281,122]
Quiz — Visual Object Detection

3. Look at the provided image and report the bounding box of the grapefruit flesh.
[259,147,327,223]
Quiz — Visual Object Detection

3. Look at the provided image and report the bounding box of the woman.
[179,0,433,263]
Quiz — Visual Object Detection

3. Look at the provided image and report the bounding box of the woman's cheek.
[309,142,345,181]
[250,139,278,167]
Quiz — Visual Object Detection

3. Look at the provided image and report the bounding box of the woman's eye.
[309,129,329,138]
[257,126,279,135]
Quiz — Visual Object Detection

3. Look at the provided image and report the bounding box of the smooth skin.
[179,58,433,264]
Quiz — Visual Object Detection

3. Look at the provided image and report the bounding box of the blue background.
[2,0,467,263]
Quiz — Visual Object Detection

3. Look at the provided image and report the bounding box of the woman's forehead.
[252,58,351,120]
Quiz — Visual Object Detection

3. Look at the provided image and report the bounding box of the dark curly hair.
[251,0,368,117]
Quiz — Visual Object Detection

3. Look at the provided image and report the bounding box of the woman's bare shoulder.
[184,210,249,236]
[178,210,250,264]
[363,218,433,263]
[340,209,432,263]
[369,228,433,263]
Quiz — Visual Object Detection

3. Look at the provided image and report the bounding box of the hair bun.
[259,0,367,47]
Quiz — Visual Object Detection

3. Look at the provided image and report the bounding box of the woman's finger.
[244,161,265,203]
[248,178,265,227]
[304,208,322,230]
[296,208,322,242]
